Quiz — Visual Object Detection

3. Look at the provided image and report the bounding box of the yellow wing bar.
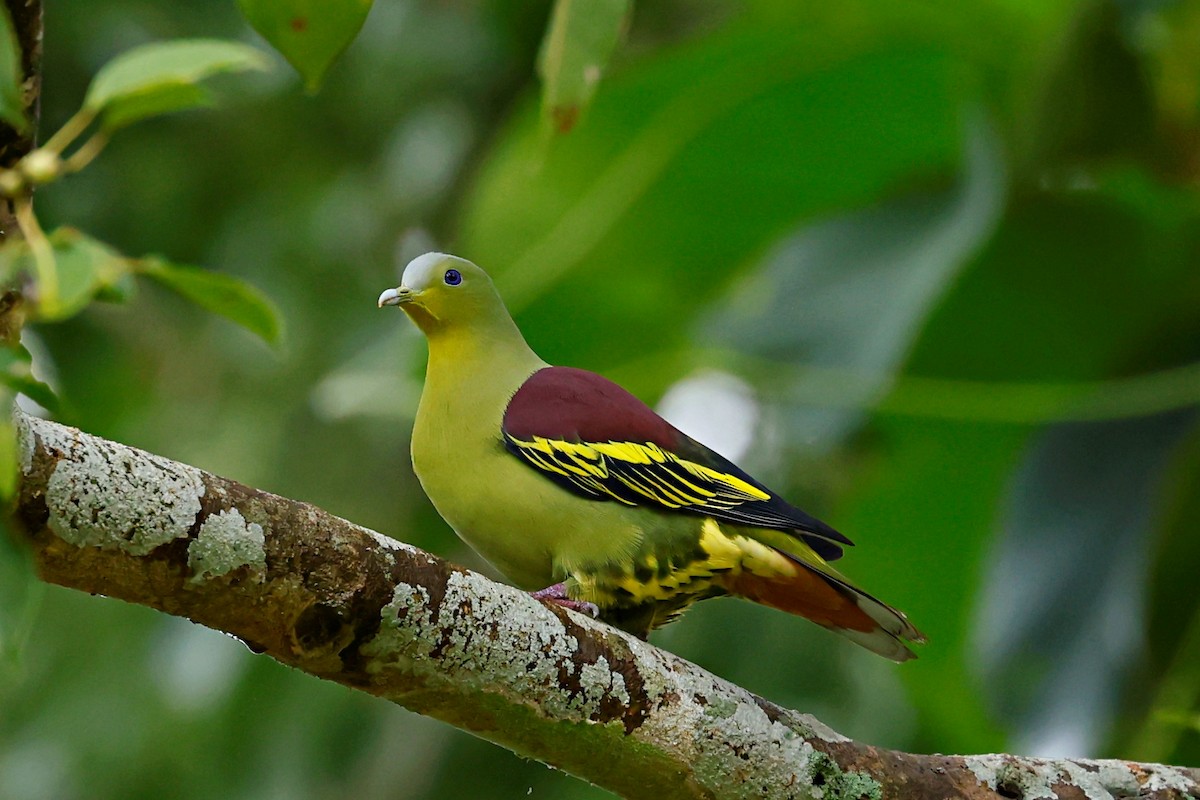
[504,434,770,512]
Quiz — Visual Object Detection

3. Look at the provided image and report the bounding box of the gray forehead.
[402,252,472,288]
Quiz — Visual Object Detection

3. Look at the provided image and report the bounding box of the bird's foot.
[530,583,600,618]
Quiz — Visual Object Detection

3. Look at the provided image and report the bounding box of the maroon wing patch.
[503,366,681,448]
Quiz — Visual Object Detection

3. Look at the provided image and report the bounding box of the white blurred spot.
[310,328,422,422]
[0,739,73,800]
[151,618,248,714]
[656,370,758,462]
[394,228,439,281]
[311,171,383,262]
[383,101,474,213]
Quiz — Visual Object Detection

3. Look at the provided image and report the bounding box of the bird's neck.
[423,313,545,399]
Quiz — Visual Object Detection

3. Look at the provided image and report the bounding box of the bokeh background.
[2,0,1200,797]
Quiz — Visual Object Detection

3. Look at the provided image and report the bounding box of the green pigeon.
[379,253,925,661]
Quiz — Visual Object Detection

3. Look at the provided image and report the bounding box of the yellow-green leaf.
[237,0,373,92]
[139,259,283,346]
[537,0,630,135]
[9,227,134,322]
[100,83,212,131]
[85,39,269,129]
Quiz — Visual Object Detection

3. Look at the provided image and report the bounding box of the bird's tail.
[725,546,926,662]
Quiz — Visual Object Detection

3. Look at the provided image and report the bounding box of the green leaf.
[12,227,280,345]
[53,231,133,319]
[84,39,270,129]
[13,228,134,322]
[0,5,26,134]
[237,0,373,92]
[0,344,57,412]
[99,83,213,131]
[537,0,629,135]
[93,272,137,305]
[138,259,283,346]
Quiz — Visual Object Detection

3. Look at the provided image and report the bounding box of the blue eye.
[443,269,462,286]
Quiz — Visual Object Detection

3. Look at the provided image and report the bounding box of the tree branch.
[8,412,1198,800]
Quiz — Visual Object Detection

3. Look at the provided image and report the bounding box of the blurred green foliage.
[1,0,1199,798]
[0,4,25,132]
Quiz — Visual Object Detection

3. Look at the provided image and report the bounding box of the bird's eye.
[443,269,462,286]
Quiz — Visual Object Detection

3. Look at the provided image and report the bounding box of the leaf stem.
[62,130,109,174]
[13,196,57,313]
[40,108,96,156]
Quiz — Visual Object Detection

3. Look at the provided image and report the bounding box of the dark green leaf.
[84,39,269,129]
[138,259,283,346]
[0,5,26,134]
[237,0,373,92]
[537,0,629,135]
[1024,1,1156,174]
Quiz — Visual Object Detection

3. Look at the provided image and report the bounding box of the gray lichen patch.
[965,756,1058,800]
[638,655,832,798]
[188,509,266,582]
[702,695,740,720]
[42,423,205,555]
[365,580,435,667]
[16,414,35,474]
[1140,763,1200,795]
[362,527,420,557]
[962,754,1197,800]
[580,657,631,709]
[366,570,641,725]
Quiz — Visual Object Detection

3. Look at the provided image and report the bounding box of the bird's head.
[378,252,505,335]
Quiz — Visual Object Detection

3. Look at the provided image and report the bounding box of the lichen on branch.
[9,412,1199,800]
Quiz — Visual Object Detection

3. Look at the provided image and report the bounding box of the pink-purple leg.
[530,582,599,618]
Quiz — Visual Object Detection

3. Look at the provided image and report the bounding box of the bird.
[379,252,925,661]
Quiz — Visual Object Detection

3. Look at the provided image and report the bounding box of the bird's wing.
[501,367,852,560]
